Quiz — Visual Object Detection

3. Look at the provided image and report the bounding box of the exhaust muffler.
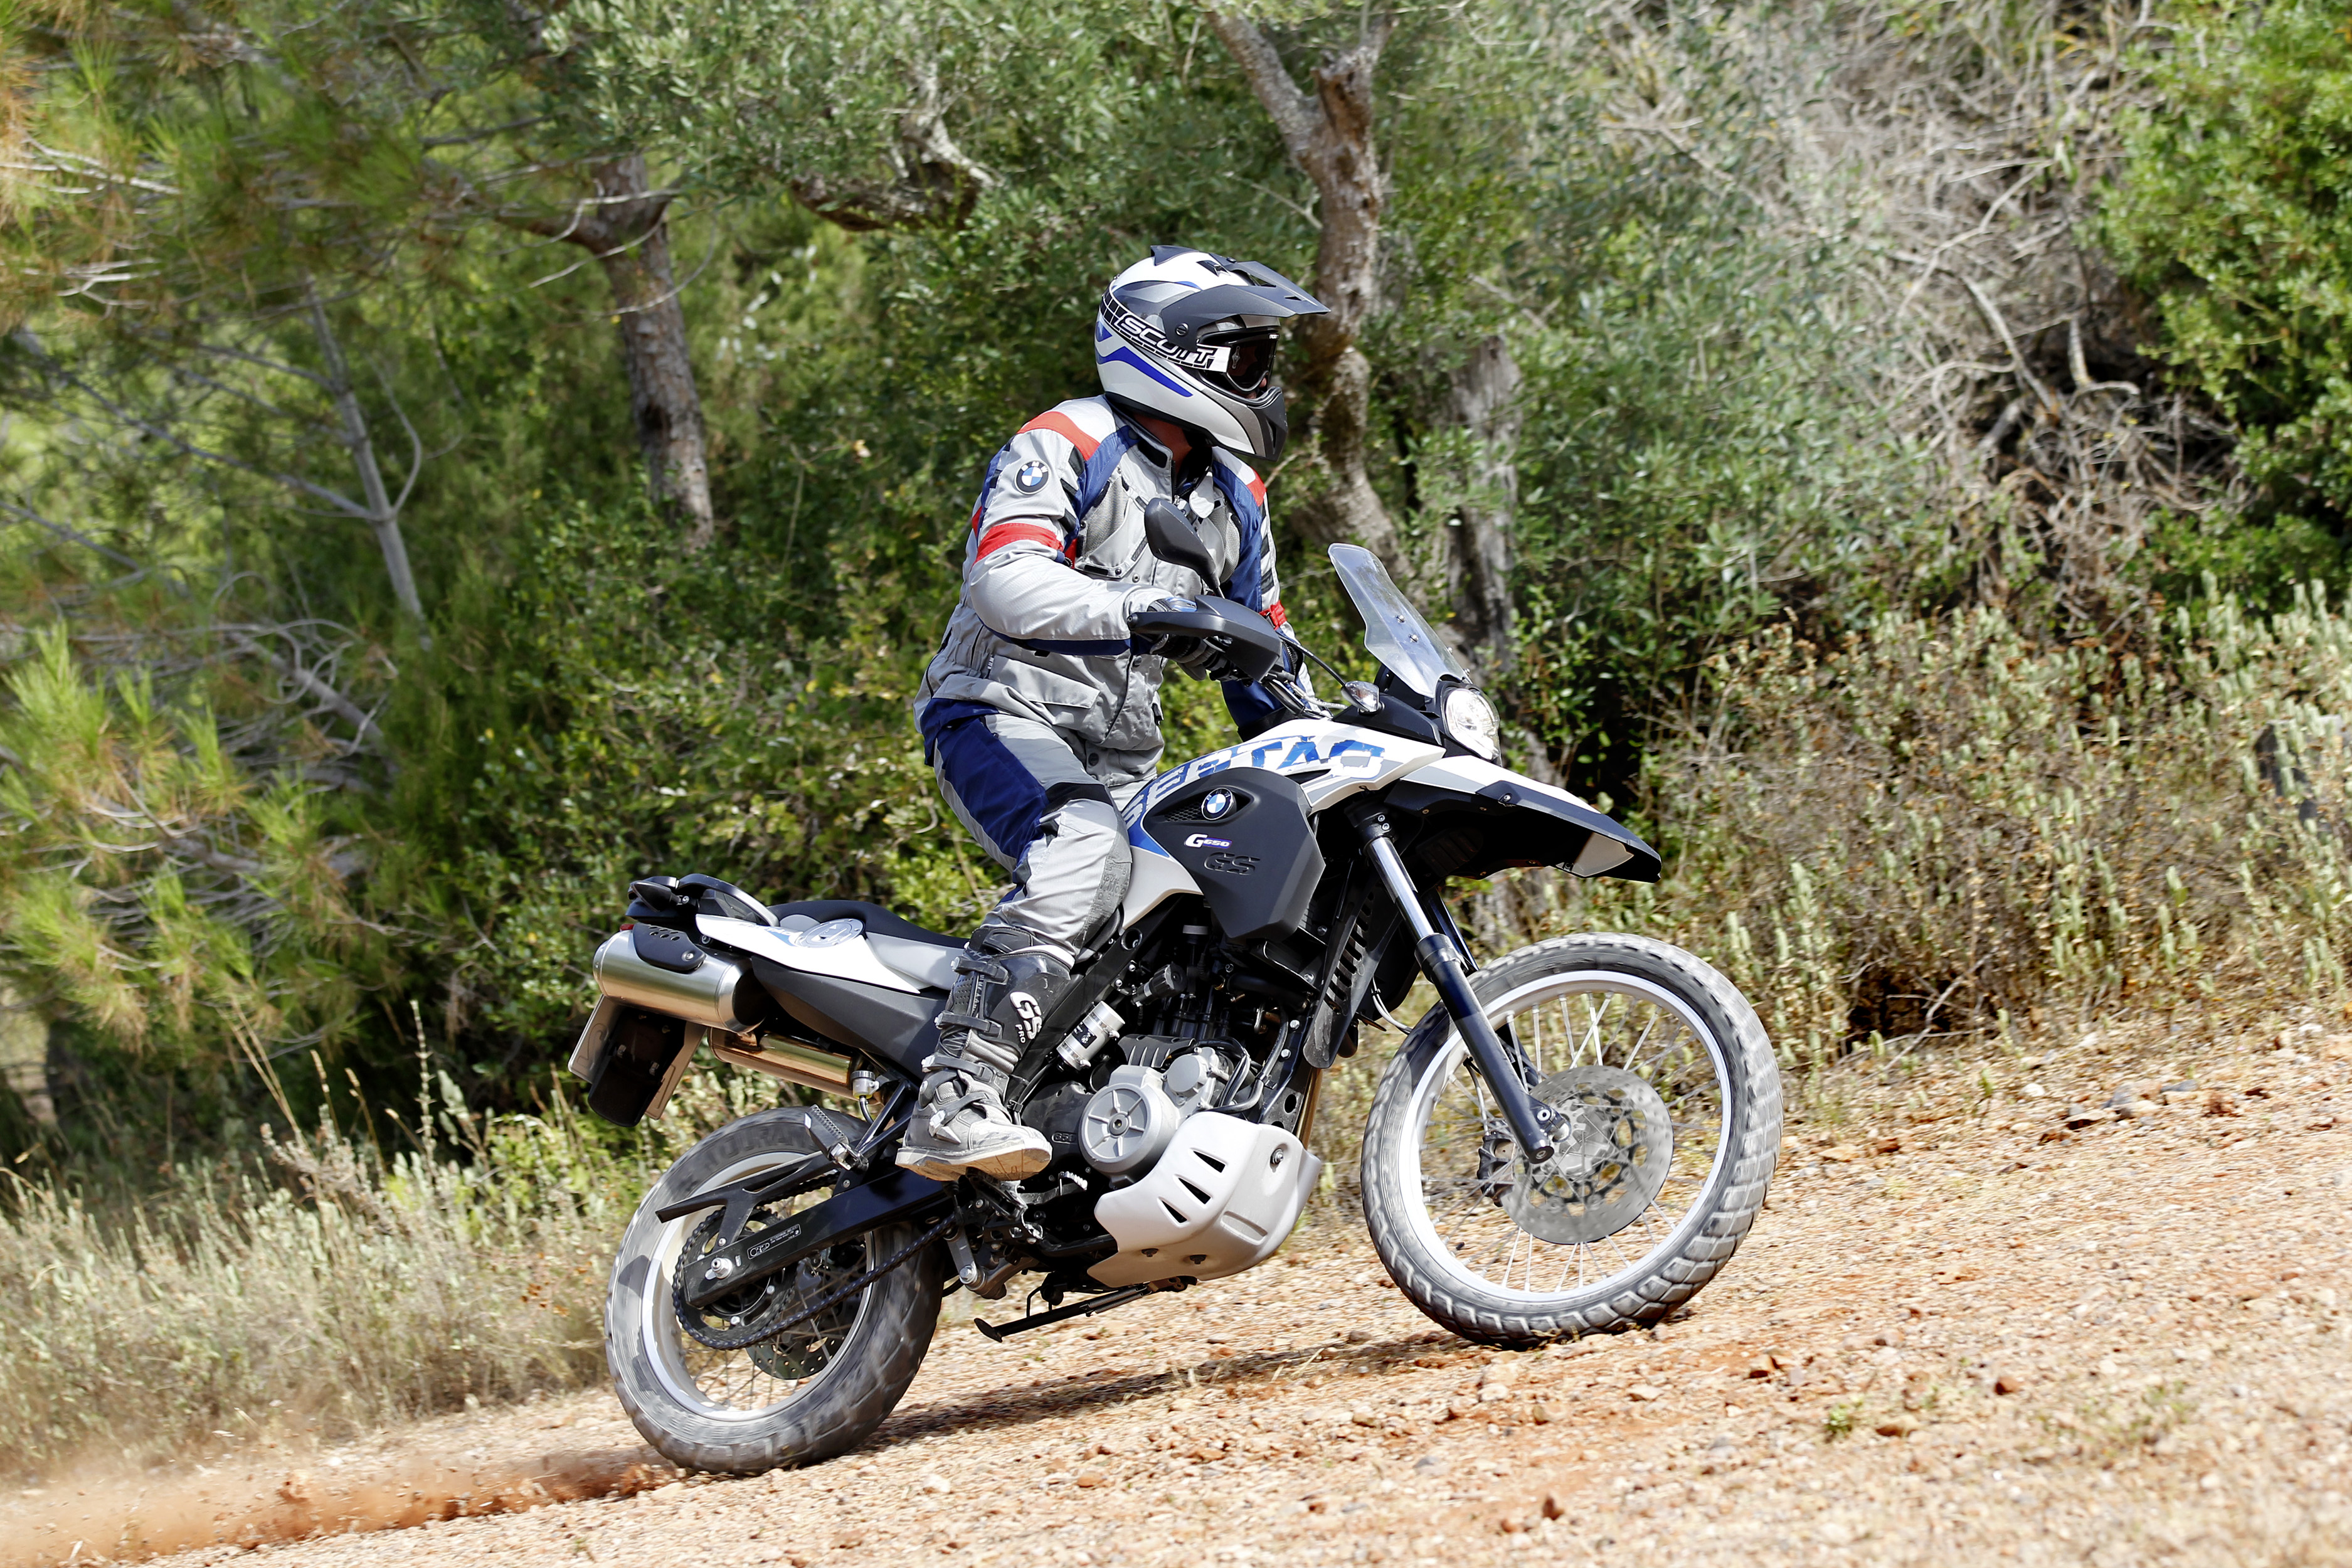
[591,928,765,1034]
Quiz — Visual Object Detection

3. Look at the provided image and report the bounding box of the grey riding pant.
[927,709,1158,965]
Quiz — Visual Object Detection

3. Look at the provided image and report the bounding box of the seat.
[766,899,963,950]
[755,901,959,1080]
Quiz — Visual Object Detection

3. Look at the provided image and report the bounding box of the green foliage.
[551,0,1144,209]
[1537,588,2352,1071]
[1508,201,1928,781]
[1366,6,1933,789]
[0,626,391,1061]
[2106,0,2352,529]
[405,496,1000,1049]
[0,0,2321,1187]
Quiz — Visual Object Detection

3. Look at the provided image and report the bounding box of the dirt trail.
[12,1034,2352,1568]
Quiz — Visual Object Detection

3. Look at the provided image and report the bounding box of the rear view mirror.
[1142,498,1218,585]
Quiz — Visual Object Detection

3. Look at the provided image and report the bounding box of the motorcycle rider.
[897,247,1329,1180]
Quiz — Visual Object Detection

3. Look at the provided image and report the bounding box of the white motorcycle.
[569,517,1781,1471]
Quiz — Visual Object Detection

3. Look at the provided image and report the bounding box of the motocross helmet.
[1095,246,1328,466]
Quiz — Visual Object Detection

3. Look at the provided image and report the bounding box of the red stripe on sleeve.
[1265,600,1288,629]
[1248,475,1268,508]
[976,522,1067,561]
[1019,410,1102,461]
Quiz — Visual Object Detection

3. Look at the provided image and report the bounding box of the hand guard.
[1125,590,1214,671]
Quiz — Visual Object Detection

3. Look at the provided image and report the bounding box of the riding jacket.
[913,396,1290,765]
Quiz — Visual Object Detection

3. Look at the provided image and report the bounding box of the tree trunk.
[1444,334,1522,679]
[1209,13,1401,573]
[529,156,714,549]
[305,287,426,624]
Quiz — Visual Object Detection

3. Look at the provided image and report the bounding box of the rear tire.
[605,1108,946,1473]
[1360,933,1779,1345]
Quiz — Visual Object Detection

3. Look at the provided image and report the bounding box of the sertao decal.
[1130,732,1393,818]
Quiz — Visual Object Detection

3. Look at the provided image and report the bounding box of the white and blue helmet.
[1096,246,1328,465]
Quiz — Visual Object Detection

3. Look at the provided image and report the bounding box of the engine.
[1024,921,1323,1288]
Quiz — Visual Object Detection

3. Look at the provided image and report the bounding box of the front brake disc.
[1502,1064,1674,1244]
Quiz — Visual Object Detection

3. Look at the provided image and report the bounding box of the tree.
[0,0,440,622]
[1209,11,1402,571]
[510,156,712,545]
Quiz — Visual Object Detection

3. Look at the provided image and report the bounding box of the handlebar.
[1128,597,1290,684]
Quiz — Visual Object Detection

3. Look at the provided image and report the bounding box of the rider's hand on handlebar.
[1125,590,1215,672]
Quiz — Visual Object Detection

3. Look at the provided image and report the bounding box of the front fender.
[1385,756,1661,882]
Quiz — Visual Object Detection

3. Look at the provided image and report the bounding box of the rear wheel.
[606,1108,946,1472]
[1360,933,1779,1344]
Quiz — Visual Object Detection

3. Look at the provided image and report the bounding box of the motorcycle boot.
[896,927,1074,1181]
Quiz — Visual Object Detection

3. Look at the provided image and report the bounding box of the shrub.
[0,1073,683,1477]
[2106,1,2352,531]
[1519,589,2352,1068]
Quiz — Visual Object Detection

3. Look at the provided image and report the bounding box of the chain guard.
[670,1207,861,1353]
[1502,1064,1674,1244]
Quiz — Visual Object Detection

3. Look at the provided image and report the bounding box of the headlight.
[1440,685,1501,761]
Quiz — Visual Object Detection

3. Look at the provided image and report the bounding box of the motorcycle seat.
[766,899,965,951]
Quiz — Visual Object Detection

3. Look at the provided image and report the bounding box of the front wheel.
[605,1108,947,1473]
[1360,933,1780,1344]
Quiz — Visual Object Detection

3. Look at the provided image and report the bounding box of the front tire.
[1360,933,1779,1345]
[605,1108,946,1473]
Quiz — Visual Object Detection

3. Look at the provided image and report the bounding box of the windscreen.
[1328,543,1468,698]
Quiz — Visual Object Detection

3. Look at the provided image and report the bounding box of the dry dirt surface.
[11,1032,2352,1568]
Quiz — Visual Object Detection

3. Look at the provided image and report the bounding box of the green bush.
[2106,1,2352,531]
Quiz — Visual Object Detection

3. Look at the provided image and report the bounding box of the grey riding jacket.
[913,396,1290,761]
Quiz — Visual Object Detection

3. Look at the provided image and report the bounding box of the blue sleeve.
[1222,677,1284,740]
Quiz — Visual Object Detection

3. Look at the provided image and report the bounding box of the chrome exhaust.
[591,928,765,1034]
[584,928,857,1100]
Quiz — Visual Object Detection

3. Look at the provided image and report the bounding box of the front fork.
[1353,808,1562,1163]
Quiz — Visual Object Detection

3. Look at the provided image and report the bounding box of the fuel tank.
[1136,766,1323,941]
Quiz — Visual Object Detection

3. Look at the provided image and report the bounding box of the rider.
[897,247,1329,1181]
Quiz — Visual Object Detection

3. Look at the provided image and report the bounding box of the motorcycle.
[568,507,1781,1473]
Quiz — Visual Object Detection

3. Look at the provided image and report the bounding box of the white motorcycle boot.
[896,932,1072,1181]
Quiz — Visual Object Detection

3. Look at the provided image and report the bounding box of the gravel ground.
[11,1028,2352,1568]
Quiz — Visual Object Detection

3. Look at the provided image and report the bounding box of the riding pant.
[925,708,1157,967]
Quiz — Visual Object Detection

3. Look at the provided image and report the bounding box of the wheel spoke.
[650,1154,877,1419]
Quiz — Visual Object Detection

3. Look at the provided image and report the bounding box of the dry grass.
[1486,590,2352,1082]
[0,1081,670,1480]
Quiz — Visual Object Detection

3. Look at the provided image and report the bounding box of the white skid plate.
[1089,1113,1323,1287]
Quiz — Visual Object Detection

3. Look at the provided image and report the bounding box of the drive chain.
[672,1211,955,1352]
